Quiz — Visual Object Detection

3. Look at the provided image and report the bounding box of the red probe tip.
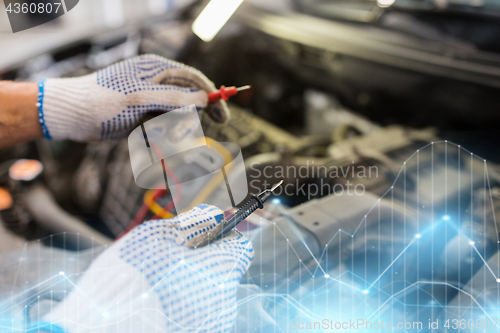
[236,85,251,92]
[208,85,251,104]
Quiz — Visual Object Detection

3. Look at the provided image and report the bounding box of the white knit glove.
[38,55,230,141]
[40,204,253,333]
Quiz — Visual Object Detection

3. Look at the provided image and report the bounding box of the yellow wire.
[183,137,233,212]
[144,189,175,219]
[143,137,233,218]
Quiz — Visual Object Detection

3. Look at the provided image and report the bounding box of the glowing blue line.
[471,244,498,280]
[367,238,416,290]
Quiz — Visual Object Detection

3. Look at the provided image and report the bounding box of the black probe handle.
[219,195,263,238]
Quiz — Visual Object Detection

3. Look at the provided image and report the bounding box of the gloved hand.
[38,54,229,141]
[39,204,253,333]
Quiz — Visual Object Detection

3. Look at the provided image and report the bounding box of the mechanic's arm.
[0,54,229,148]
[0,81,42,148]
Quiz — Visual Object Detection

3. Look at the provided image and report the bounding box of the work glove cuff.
[39,76,95,141]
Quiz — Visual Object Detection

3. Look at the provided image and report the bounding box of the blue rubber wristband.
[37,79,52,140]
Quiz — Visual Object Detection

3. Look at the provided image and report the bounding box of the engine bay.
[1,2,500,331]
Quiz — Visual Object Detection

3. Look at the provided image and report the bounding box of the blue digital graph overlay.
[0,140,498,332]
